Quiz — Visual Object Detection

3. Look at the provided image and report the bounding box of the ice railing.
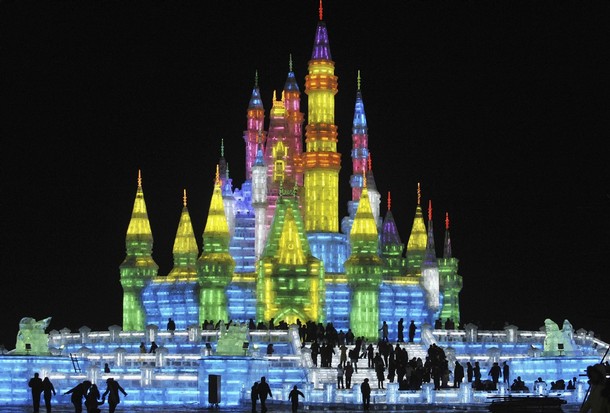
[46,323,608,356]
[46,325,304,368]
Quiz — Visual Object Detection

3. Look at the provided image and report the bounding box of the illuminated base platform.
[0,325,607,408]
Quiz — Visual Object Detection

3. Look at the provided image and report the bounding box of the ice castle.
[1,4,607,409]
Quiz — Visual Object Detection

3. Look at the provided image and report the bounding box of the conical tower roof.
[311,2,332,61]
[202,166,231,252]
[169,189,198,279]
[406,183,428,252]
[380,193,402,248]
[125,170,154,245]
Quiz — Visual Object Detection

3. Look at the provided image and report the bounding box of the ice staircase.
[310,342,428,389]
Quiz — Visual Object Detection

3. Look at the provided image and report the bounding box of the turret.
[120,170,159,331]
[342,71,371,236]
[302,2,341,232]
[197,166,235,325]
[283,54,305,187]
[380,192,407,278]
[243,71,266,180]
[438,212,462,324]
[252,132,268,259]
[345,174,383,340]
[420,200,440,312]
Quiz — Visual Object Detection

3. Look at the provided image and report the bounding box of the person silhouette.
[85,383,105,413]
[41,376,56,413]
[64,380,91,413]
[167,317,176,339]
[408,320,417,343]
[104,363,111,373]
[149,341,158,354]
[288,385,304,413]
[102,378,127,413]
[28,372,43,413]
[361,378,371,410]
[502,361,510,384]
[454,361,465,388]
[397,318,404,342]
[379,321,389,342]
[250,381,259,413]
[257,376,272,413]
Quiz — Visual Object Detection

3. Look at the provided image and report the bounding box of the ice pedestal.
[188,325,201,342]
[156,346,168,367]
[146,324,159,343]
[352,383,362,404]
[459,382,473,403]
[87,365,100,384]
[497,382,508,396]
[79,326,92,344]
[534,381,547,395]
[109,325,122,342]
[465,323,478,342]
[324,382,335,403]
[114,347,126,366]
[303,383,314,402]
[141,365,154,386]
[386,382,399,404]
[421,383,435,403]
[576,381,587,402]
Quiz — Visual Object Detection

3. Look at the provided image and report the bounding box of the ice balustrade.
[2,323,606,407]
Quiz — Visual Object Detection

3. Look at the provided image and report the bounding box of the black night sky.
[1,1,609,349]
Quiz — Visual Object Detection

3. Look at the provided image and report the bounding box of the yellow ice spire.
[202,165,230,251]
[350,171,378,240]
[126,169,153,239]
[406,182,428,273]
[169,189,199,280]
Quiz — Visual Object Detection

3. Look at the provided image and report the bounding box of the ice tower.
[438,212,461,322]
[120,170,158,331]
[256,185,325,325]
[197,166,236,324]
[420,200,440,311]
[345,176,382,339]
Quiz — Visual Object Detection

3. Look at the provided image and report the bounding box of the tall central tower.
[303,5,341,232]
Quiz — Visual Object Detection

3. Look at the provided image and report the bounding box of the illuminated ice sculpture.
[15,316,52,355]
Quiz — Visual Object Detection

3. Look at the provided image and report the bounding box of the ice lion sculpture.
[14,316,52,355]
[215,322,249,356]
[542,318,577,356]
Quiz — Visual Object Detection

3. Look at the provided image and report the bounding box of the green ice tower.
[346,178,383,340]
[256,184,325,325]
[120,170,159,331]
[197,166,235,325]
[438,212,462,323]
[380,192,407,279]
